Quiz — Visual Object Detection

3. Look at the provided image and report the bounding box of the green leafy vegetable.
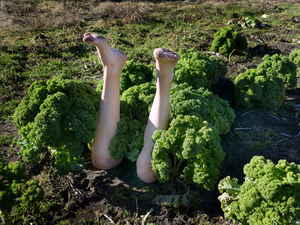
[173,49,219,90]
[257,54,297,88]
[218,156,300,225]
[227,17,262,28]
[289,49,300,73]
[234,68,285,109]
[151,115,225,190]
[170,84,235,134]
[210,26,248,56]
[96,59,153,95]
[0,158,44,224]
[13,74,100,175]
[109,82,156,161]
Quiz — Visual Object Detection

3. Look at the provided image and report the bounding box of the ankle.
[156,76,173,91]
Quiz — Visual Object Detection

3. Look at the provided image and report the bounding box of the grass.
[0,134,13,146]
[9,191,65,225]
[0,1,297,82]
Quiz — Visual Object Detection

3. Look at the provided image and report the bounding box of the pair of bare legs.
[83,33,180,183]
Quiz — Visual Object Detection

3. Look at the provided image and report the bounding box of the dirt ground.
[1,0,300,224]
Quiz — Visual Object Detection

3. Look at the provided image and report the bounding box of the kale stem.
[172,159,184,180]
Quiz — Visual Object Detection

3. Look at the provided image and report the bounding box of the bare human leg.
[83,33,127,170]
[136,48,180,183]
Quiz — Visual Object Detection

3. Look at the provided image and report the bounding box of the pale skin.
[83,33,180,183]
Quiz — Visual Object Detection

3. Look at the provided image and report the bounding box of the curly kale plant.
[120,59,153,94]
[109,82,235,164]
[218,156,300,225]
[151,115,225,190]
[290,49,300,67]
[109,83,156,161]
[151,84,234,189]
[13,74,100,175]
[0,159,44,224]
[210,26,248,56]
[170,84,235,134]
[173,49,219,90]
[96,59,153,95]
[257,54,297,88]
[234,68,285,110]
[289,49,300,74]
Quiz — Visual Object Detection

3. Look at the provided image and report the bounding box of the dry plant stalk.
[100,0,145,24]
[122,0,144,24]
[0,0,150,31]
[0,0,90,31]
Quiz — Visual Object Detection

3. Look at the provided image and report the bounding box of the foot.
[153,48,180,83]
[83,33,127,74]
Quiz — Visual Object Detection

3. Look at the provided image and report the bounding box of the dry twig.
[104,214,115,224]
[142,208,153,225]
[240,110,254,117]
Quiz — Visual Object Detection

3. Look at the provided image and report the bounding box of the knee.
[92,154,122,170]
[136,156,157,183]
